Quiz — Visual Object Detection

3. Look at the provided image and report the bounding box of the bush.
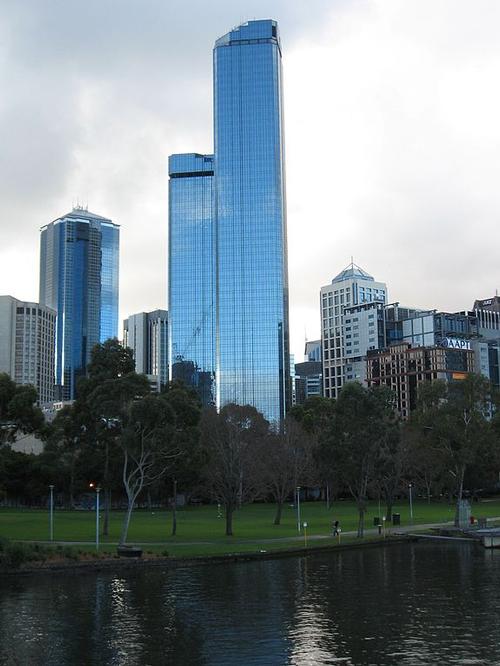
[2,542,27,569]
[62,547,79,561]
[0,539,53,569]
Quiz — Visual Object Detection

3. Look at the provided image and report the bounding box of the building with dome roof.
[320,262,387,399]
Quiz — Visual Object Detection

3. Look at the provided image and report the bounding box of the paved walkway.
[19,517,500,548]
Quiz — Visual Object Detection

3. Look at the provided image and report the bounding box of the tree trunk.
[103,488,110,536]
[225,503,234,536]
[386,500,393,523]
[357,505,365,538]
[120,497,135,545]
[274,501,283,525]
[171,479,177,536]
[458,465,466,502]
[69,457,75,510]
[326,484,330,510]
[102,441,110,536]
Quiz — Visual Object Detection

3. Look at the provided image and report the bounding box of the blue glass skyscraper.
[169,20,290,422]
[40,207,119,400]
[169,154,216,406]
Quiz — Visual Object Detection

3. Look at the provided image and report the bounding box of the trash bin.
[373,516,381,526]
[392,513,401,526]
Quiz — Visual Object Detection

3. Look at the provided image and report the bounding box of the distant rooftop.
[332,262,374,284]
[215,19,279,49]
[62,206,112,222]
[41,206,118,230]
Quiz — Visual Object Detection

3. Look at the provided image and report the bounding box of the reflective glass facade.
[169,154,216,406]
[168,20,290,422]
[40,208,119,400]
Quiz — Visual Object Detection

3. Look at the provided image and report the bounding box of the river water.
[1,541,500,665]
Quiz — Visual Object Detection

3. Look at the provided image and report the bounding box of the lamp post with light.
[296,486,301,533]
[409,482,414,524]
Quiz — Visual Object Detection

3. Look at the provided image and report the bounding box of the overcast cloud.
[0,0,499,362]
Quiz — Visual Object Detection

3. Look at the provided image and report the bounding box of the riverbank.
[1,534,420,577]
[2,501,499,576]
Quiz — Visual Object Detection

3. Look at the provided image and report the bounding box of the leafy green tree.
[0,374,45,446]
[291,396,335,506]
[45,403,89,507]
[319,383,395,537]
[409,376,493,504]
[84,338,135,385]
[77,340,150,534]
[159,382,202,536]
[406,381,449,502]
[440,374,492,501]
[372,411,403,522]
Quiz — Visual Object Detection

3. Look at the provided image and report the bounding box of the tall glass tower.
[40,207,119,400]
[168,154,216,406]
[169,20,290,422]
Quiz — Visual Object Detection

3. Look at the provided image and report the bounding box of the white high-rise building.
[0,295,56,405]
[320,263,387,399]
[123,310,168,391]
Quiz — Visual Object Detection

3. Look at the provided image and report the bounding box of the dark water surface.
[1,542,500,665]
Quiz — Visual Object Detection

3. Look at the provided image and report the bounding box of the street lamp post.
[297,486,301,533]
[95,486,100,551]
[409,482,414,524]
[49,484,54,541]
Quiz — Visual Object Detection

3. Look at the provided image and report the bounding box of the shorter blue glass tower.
[168,154,216,406]
[40,207,119,400]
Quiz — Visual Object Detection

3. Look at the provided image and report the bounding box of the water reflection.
[1,543,500,665]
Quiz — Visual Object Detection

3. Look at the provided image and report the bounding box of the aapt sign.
[439,337,471,351]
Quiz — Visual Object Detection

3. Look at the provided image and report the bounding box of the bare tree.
[258,417,315,525]
[201,404,269,536]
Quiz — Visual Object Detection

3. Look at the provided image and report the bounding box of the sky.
[1,0,499,363]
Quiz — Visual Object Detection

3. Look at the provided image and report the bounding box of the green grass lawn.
[2,498,500,559]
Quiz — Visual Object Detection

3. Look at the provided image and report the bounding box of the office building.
[169,154,216,406]
[367,305,500,417]
[294,361,323,405]
[40,206,119,400]
[0,295,56,405]
[305,340,322,362]
[321,263,387,399]
[367,342,476,419]
[293,340,323,405]
[474,296,500,314]
[169,20,289,422]
[123,310,168,392]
